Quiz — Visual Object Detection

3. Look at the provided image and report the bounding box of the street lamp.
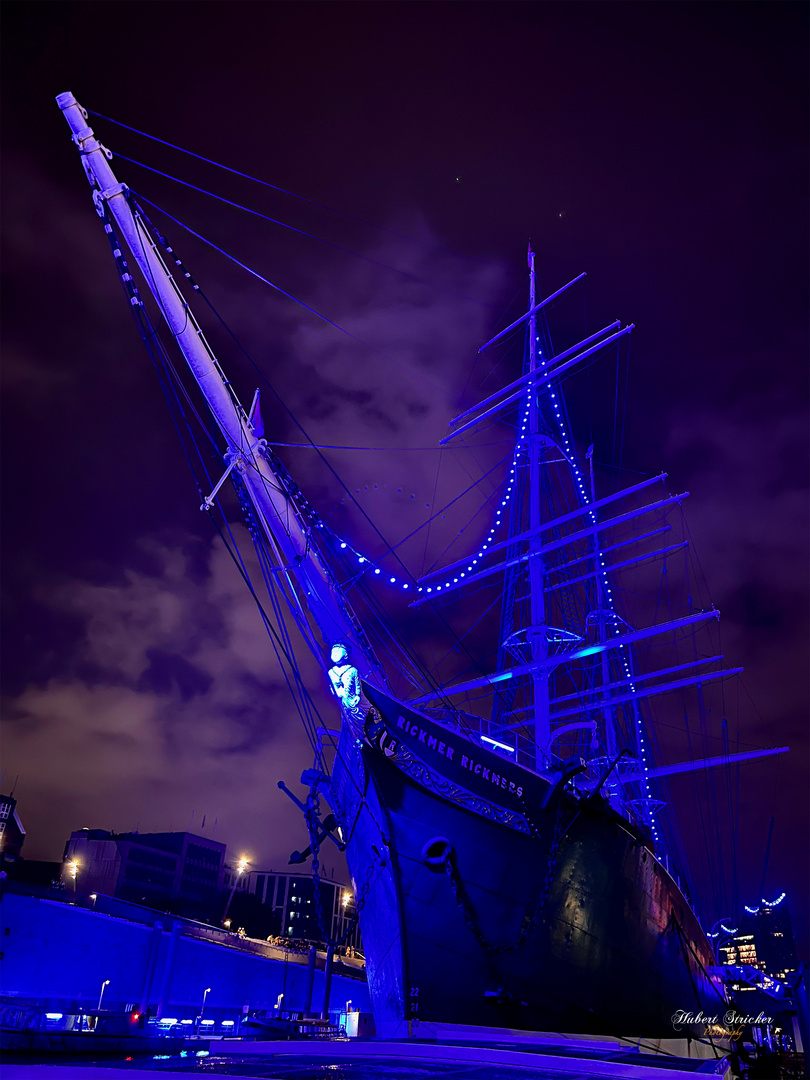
[198,987,212,1033]
[222,856,249,925]
[97,979,110,1010]
[67,860,79,897]
[90,893,98,909]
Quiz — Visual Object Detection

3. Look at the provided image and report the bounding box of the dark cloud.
[1,1,807,954]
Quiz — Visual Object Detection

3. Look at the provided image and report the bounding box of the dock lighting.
[45,1013,63,1020]
[480,735,516,753]
[97,979,110,1010]
[222,857,250,924]
[67,860,79,894]
[224,919,232,930]
[342,891,352,906]
[200,1019,215,1026]
[198,987,212,1030]
[221,1020,234,1026]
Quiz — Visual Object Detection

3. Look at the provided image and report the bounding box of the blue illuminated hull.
[331,695,722,1038]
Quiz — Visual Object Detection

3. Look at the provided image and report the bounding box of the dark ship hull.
[332,687,723,1038]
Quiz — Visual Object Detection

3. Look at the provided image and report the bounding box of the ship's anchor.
[277,770,346,864]
[279,766,373,949]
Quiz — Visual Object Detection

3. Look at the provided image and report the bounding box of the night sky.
[2,3,808,956]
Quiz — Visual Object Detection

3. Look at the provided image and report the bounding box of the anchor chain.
[441,796,568,953]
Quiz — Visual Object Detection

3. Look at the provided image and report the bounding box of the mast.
[588,453,619,765]
[526,246,551,765]
[56,92,378,680]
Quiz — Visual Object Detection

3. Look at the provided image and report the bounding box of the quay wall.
[0,890,368,1021]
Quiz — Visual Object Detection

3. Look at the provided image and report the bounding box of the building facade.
[250,870,362,952]
[0,793,26,861]
[720,893,799,981]
[62,829,226,918]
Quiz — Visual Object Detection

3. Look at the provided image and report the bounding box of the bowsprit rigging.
[57,91,790,1041]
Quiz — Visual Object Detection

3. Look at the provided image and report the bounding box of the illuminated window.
[0,804,10,819]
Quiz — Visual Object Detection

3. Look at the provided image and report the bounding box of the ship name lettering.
[475,763,482,775]
[482,767,490,780]
[461,754,469,768]
[394,715,454,760]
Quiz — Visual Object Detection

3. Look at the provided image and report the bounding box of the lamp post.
[97,979,110,1010]
[67,860,79,897]
[90,893,98,909]
[198,987,211,1034]
[222,856,249,925]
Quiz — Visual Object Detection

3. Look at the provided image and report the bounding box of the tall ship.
[56,92,787,1039]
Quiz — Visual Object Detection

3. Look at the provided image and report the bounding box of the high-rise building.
[250,870,362,952]
[62,828,226,916]
[720,893,799,981]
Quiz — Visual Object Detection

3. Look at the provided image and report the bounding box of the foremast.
[526,245,552,764]
[56,92,381,683]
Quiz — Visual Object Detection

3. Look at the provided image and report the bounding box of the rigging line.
[138,223,493,713]
[684,707,722,918]
[131,191,367,345]
[191,265,485,595]
[682,537,727,914]
[421,450,444,584]
[145,310,320,743]
[408,450,514,580]
[128,208,235,454]
[87,108,516,273]
[223,519,317,743]
[190,286,455,696]
[139,293,321,756]
[611,342,621,488]
[120,147,509,311]
[102,202,222,489]
[459,284,528,407]
[431,592,505,671]
[617,335,631,472]
[132,200,251,447]
[722,716,739,928]
[102,198,378,791]
[209,513,322,746]
[268,440,514,450]
[251,532,324,750]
